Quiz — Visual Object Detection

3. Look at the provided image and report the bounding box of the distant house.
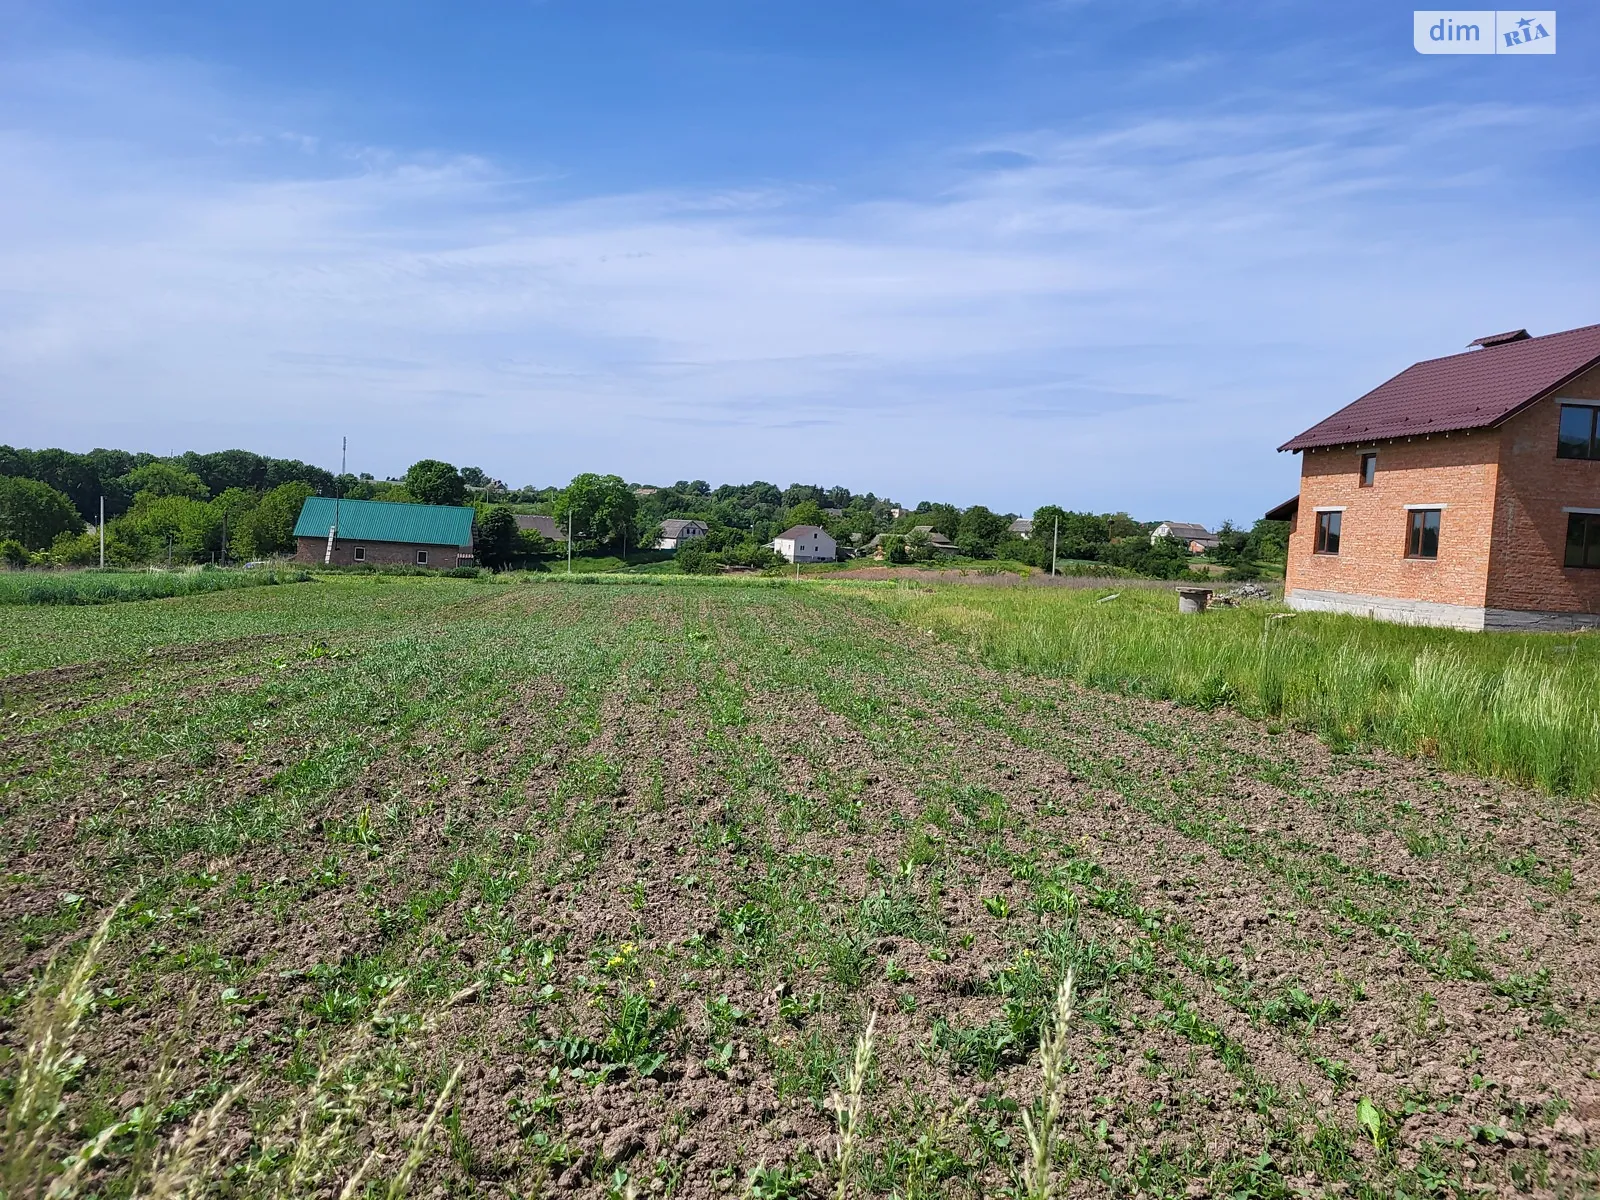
[633,487,658,497]
[1275,323,1600,631]
[1151,522,1218,553]
[1009,518,1034,539]
[656,518,708,550]
[514,514,567,543]
[773,524,837,563]
[293,497,475,568]
[861,526,959,558]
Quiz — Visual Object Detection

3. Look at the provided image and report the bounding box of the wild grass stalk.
[1020,970,1076,1200]
[1,898,125,1199]
[1,905,458,1199]
[831,1011,876,1200]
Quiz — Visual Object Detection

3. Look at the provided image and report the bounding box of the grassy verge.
[0,567,310,607]
[874,584,1600,796]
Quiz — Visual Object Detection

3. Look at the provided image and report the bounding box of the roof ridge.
[1407,321,1600,367]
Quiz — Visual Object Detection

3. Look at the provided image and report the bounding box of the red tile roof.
[1279,323,1600,453]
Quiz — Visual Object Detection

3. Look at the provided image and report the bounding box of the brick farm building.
[1273,323,1600,631]
[293,496,476,568]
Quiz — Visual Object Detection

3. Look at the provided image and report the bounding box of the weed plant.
[880,584,1600,794]
[0,567,309,606]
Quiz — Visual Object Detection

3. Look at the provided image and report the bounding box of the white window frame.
[416,549,428,565]
[353,546,365,562]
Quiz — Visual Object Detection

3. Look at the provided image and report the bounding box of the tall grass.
[878,585,1600,796]
[0,568,310,607]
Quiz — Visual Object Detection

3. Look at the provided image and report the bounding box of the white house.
[655,518,708,550]
[772,524,837,563]
[1151,521,1218,552]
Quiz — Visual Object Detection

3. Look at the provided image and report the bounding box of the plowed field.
[3,577,1596,1198]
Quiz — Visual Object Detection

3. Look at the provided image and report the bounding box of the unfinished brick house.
[293,497,475,568]
[1273,323,1600,631]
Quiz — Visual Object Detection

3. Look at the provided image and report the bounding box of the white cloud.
[1,50,1597,522]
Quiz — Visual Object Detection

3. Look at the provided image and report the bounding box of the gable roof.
[658,518,706,536]
[1157,522,1213,540]
[1009,518,1033,533]
[776,524,832,541]
[514,514,566,541]
[1280,323,1600,453]
[294,497,474,546]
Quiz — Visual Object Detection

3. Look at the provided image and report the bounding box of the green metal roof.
[293,497,474,547]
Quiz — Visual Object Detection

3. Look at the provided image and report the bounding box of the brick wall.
[1286,432,1499,608]
[1486,367,1600,614]
[294,537,472,567]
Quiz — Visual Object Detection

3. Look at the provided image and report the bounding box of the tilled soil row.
[2,583,1596,1200]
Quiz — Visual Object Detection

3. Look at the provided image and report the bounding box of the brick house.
[1274,323,1600,630]
[1151,521,1218,553]
[293,496,475,568]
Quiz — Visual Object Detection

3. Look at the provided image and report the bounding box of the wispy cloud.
[0,47,1596,521]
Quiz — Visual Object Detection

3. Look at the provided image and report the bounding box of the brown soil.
[1,583,1595,1199]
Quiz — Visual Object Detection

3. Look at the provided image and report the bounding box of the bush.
[445,565,482,579]
[675,544,718,575]
[0,539,28,567]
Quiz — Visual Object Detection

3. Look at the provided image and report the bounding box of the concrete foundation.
[1286,588,1600,632]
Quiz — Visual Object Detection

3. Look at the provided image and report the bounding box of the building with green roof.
[292,497,475,568]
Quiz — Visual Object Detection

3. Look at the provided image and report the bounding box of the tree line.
[0,445,1288,578]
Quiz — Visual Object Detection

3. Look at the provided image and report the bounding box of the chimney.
[1469,329,1531,349]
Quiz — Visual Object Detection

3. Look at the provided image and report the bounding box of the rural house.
[1009,518,1034,538]
[772,524,837,563]
[655,518,708,550]
[1275,323,1600,630]
[860,526,960,558]
[293,497,475,568]
[514,514,567,543]
[1151,521,1218,552]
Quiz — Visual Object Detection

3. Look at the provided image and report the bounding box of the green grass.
[876,584,1600,796]
[0,567,309,607]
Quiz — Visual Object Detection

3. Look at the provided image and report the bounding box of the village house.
[514,514,567,543]
[772,524,837,563]
[1009,518,1034,539]
[1274,323,1600,630]
[1151,521,1218,553]
[655,518,708,550]
[860,526,960,558]
[293,497,475,567]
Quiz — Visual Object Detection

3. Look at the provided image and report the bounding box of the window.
[416,550,428,565]
[1314,510,1341,554]
[1557,404,1599,459]
[353,547,365,562]
[1406,509,1441,559]
[1566,513,1600,569]
[1359,453,1377,486]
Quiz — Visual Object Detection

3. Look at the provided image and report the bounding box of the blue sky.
[1,2,1596,523]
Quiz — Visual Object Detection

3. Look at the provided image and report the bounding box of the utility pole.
[1052,517,1059,578]
[221,510,227,568]
[326,436,346,566]
[98,497,105,569]
[567,510,573,575]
